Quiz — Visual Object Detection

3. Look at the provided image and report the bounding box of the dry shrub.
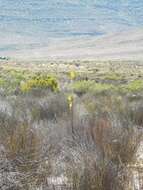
[62,97,142,190]
[0,90,142,190]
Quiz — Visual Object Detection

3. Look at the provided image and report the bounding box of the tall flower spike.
[68,95,73,110]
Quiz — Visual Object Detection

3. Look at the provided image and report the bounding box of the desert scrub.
[125,79,143,92]
[73,80,116,95]
[104,72,123,81]
[72,80,95,95]
[0,77,6,86]
[117,79,143,94]
[20,74,59,92]
[91,83,116,94]
[0,69,29,94]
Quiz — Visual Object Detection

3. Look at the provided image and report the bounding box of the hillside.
[1,29,143,61]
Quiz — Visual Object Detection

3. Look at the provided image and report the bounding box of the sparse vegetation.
[125,79,143,92]
[0,60,142,190]
[104,72,123,81]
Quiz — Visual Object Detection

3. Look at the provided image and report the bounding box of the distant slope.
[1,28,143,61]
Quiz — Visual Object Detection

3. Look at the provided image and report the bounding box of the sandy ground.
[1,28,143,61]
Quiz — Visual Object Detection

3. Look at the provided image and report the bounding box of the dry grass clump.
[0,92,70,189]
[0,91,142,189]
[72,80,116,96]
[0,67,143,189]
[62,103,142,190]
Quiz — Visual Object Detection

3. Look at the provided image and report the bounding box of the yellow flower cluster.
[69,71,77,80]
[20,75,59,92]
[67,95,74,110]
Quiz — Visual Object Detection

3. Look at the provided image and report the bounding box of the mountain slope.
[4,28,143,61]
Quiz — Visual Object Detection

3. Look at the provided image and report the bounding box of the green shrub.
[104,72,123,81]
[90,83,115,94]
[72,80,95,95]
[0,69,59,94]
[0,77,6,86]
[0,69,28,94]
[73,80,116,95]
[125,80,143,92]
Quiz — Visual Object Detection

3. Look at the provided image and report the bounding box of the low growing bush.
[20,74,59,93]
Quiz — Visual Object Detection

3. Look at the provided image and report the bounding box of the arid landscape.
[0,59,143,190]
[1,1,143,189]
[1,29,143,61]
